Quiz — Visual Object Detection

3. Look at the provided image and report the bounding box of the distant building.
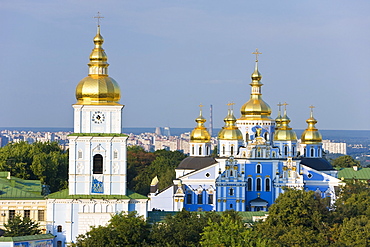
[338,166,370,182]
[322,140,347,154]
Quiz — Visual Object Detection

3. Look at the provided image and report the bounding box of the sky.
[1,0,370,130]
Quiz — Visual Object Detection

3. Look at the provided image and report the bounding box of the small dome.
[274,107,297,141]
[301,109,322,144]
[190,109,211,143]
[218,109,243,140]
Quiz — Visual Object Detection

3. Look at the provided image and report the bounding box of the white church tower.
[68,24,127,196]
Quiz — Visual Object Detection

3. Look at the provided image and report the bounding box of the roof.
[0,172,44,200]
[300,158,335,171]
[177,156,217,170]
[0,233,54,242]
[47,189,147,200]
[250,197,268,203]
[337,167,370,180]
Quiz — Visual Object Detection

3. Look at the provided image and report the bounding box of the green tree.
[332,155,360,168]
[201,213,266,247]
[0,141,68,192]
[254,189,331,246]
[334,215,370,246]
[4,214,41,237]
[150,209,218,247]
[74,211,150,247]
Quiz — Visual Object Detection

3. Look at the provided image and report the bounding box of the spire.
[88,23,109,76]
[301,106,322,144]
[240,49,272,120]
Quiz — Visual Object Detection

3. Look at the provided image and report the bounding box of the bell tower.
[68,23,127,196]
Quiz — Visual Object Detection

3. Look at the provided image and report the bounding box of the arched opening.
[284,146,288,156]
[229,188,234,196]
[247,178,252,191]
[57,225,62,232]
[265,178,271,191]
[93,154,103,174]
[197,193,203,204]
[256,164,261,173]
[246,133,249,141]
[256,178,262,191]
[231,146,234,155]
[192,146,195,155]
[199,146,202,155]
[310,148,314,157]
[222,146,225,155]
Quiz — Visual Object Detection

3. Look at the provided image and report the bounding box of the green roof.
[338,167,370,180]
[69,133,128,137]
[0,233,54,242]
[0,173,44,200]
[47,189,147,200]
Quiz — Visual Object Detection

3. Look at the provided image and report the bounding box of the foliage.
[0,141,68,192]
[150,209,219,247]
[74,211,150,247]
[332,155,360,168]
[127,147,186,195]
[4,214,41,237]
[334,215,370,246]
[254,189,331,246]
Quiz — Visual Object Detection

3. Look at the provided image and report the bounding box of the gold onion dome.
[240,53,272,120]
[75,25,121,105]
[218,108,243,140]
[190,108,211,143]
[274,105,297,141]
[301,107,322,144]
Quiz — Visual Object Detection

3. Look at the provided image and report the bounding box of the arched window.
[223,146,225,155]
[246,133,249,141]
[247,178,252,191]
[186,193,192,204]
[256,178,262,191]
[192,146,195,155]
[197,193,203,204]
[292,146,295,156]
[256,164,262,174]
[304,148,306,157]
[229,188,234,196]
[206,146,209,155]
[199,146,202,155]
[57,225,62,232]
[284,146,288,156]
[264,132,268,141]
[318,147,321,156]
[231,146,234,155]
[93,154,103,174]
[265,178,271,192]
[310,148,314,157]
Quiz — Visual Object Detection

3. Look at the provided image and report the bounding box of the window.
[292,146,295,155]
[57,241,62,247]
[192,146,194,155]
[78,151,82,159]
[206,146,209,155]
[284,146,288,156]
[230,170,233,177]
[197,194,203,204]
[256,178,262,191]
[93,154,103,174]
[113,150,118,159]
[256,164,261,174]
[265,178,271,192]
[24,210,30,218]
[186,194,192,204]
[311,148,314,157]
[246,133,249,141]
[229,188,234,196]
[208,194,213,204]
[230,204,233,209]
[9,210,15,220]
[247,178,252,191]
[230,146,234,155]
[222,146,225,155]
[57,225,62,232]
[199,146,202,155]
[38,210,45,221]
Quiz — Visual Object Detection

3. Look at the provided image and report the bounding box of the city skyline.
[2,1,370,130]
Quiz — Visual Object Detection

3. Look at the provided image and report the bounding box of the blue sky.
[1,1,369,130]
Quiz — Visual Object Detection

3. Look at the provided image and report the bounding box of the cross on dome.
[94,12,104,26]
[252,48,262,62]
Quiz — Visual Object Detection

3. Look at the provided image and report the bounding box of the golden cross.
[282,102,288,111]
[277,102,282,111]
[94,12,104,26]
[199,104,203,108]
[227,102,235,110]
[309,105,315,114]
[252,48,262,62]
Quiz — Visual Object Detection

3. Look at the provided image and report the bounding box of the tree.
[200,213,266,247]
[4,214,41,237]
[332,155,360,168]
[74,211,150,247]
[254,189,331,246]
[334,215,370,246]
[0,141,68,192]
[150,209,218,247]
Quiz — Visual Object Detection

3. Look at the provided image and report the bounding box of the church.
[149,50,342,212]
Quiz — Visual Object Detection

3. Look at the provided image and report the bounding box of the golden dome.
[239,58,272,120]
[301,107,322,144]
[190,108,211,143]
[218,109,243,140]
[274,106,297,141]
[75,26,121,105]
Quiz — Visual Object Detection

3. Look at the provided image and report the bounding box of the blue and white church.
[45,25,148,246]
[149,53,342,212]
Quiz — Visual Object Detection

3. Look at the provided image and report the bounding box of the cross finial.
[309,105,315,116]
[199,104,204,108]
[94,12,104,26]
[252,48,262,62]
[227,102,235,109]
[277,102,282,111]
[282,102,288,111]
